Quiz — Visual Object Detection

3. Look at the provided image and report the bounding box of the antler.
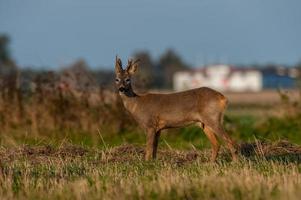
[126,58,140,74]
[127,59,133,67]
[115,55,123,73]
[133,59,140,65]
[127,58,140,68]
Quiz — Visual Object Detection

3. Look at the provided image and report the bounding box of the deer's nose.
[119,87,125,92]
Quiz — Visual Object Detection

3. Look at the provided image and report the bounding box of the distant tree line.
[131,50,190,90]
[1,33,301,92]
[0,34,191,91]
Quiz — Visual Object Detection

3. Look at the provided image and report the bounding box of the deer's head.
[114,56,139,93]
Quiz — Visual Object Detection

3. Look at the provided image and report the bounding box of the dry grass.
[1,67,301,199]
[0,68,136,136]
[0,141,301,199]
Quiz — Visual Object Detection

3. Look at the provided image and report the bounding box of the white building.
[173,65,262,92]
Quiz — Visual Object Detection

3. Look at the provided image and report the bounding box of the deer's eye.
[125,78,130,83]
[115,78,120,82]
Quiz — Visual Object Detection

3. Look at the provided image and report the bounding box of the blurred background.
[0,0,301,147]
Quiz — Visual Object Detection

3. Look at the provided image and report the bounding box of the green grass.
[3,114,301,148]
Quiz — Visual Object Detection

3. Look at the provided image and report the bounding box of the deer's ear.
[126,59,140,75]
[115,56,123,73]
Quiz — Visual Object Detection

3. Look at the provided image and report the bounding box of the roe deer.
[114,56,238,161]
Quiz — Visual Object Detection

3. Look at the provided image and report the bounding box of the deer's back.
[140,87,225,107]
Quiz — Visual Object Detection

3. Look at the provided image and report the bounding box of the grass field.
[1,111,301,200]
[0,89,301,199]
[1,140,301,200]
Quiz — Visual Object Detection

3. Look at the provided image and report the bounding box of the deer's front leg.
[145,129,160,161]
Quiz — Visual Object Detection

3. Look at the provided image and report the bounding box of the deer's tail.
[219,96,228,124]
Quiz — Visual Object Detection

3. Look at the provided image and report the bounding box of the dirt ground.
[1,140,301,165]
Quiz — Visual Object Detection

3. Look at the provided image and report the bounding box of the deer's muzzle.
[119,87,126,92]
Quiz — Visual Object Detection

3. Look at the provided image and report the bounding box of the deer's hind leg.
[203,118,238,161]
[197,122,220,162]
[211,124,238,161]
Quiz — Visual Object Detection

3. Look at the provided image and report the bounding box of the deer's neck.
[119,87,140,114]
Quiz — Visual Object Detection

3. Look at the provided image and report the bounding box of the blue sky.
[0,0,301,69]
